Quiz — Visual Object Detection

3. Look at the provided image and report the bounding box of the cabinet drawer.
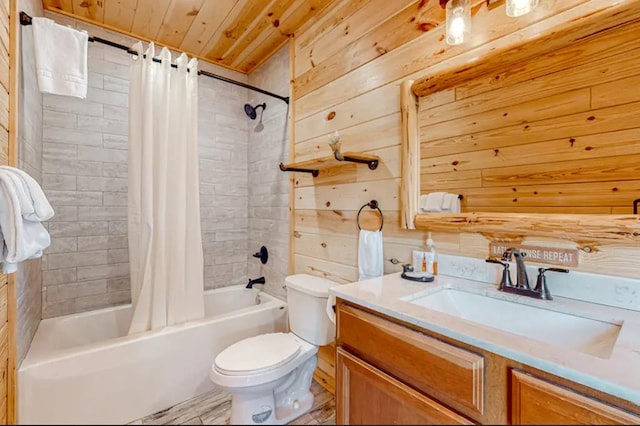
[337,348,473,425]
[338,303,484,415]
[511,370,640,425]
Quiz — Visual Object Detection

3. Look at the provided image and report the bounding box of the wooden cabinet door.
[511,370,640,425]
[336,348,473,425]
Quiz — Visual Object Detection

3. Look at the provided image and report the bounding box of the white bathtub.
[19,286,287,425]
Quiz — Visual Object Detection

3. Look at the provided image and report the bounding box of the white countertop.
[330,272,640,405]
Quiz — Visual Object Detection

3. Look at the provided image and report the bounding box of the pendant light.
[506,0,538,17]
[443,0,471,46]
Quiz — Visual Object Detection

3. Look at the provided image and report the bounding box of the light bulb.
[506,0,538,17]
[445,0,471,46]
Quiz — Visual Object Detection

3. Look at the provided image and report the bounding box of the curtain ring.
[357,200,383,231]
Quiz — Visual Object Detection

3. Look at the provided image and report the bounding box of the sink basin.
[403,288,621,359]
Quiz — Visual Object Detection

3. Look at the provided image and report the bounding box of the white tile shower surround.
[16,0,45,365]
[37,14,294,318]
[247,46,291,301]
[128,381,335,426]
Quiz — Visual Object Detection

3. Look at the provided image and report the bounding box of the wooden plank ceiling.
[41,0,336,73]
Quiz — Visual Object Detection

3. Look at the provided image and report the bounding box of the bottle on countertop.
[426,233,438,275]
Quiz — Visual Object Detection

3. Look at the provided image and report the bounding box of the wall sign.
[488,243,579,267]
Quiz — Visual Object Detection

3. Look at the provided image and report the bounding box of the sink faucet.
[503,248,530,289]
[485,248,569,300]
[246,276,266,289]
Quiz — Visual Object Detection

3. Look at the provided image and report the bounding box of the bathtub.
[19,286,287,425]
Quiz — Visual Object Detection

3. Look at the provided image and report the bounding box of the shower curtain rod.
[19,11,290,105]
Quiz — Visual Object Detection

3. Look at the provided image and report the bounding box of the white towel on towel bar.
[442,193,461,213]
[422,191,447,212]
[0,168,53,273]
[32,17,88,98]
[358,229,384,281]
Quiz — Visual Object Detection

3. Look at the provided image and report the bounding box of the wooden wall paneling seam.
[294,0,416,78]
[419,101,640,158]
[295,82,399,144]
[129,0,173,41]
[241,0,341,73]
[454,26,640,101]
[294,0,448,100]
[204,0,279,63]
[228,0,330,71]
[294,178,399,211]
[294,253,358,284]
[230,0,313,71]
[154,0,207,49]
[419,128,640,173]
[419,88,592,141]
[592,72,640,109]
[220,0,298,66]
[480,155,640,187]
[178,0,238,55]
[198,0,265,63]
[293,0,366,53]
[294,112,401,163]
[102,0,138,31]
[295,0,424,92]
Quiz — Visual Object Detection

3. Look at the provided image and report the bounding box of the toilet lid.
[214,333,302,376]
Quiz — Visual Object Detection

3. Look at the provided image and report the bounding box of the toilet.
[209,274,336,425]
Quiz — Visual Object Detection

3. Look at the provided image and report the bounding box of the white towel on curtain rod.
[127,42,204,335]
[31,17,88,98]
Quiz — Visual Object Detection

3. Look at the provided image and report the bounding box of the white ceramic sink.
[403,288,621,359]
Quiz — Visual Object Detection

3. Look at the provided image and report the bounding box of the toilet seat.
[215,333,301,376]
[210,332,318,389]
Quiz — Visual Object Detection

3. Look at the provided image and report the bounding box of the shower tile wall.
[247,46,290,300]
[16,0,44,364]
[40,15,250,318]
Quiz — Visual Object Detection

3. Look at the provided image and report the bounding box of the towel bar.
[357,200,383,231]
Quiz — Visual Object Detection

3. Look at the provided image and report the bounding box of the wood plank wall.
[419,19,640,214]
[291,0,640,393]
[0,0,11,422]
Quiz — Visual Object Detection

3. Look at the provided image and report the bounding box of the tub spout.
[246,277,266,288]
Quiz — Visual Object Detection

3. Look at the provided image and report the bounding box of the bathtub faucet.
[246,276,266,289]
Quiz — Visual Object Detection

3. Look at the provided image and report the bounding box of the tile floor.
[129,380,335,425]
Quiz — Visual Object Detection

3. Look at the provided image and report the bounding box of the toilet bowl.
[209,274,337,425]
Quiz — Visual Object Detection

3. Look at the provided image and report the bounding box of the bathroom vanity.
[332,274,640,425]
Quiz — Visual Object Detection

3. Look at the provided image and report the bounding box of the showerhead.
[244,103,266,120]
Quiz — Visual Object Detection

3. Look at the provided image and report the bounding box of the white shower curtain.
[127,43,204,334]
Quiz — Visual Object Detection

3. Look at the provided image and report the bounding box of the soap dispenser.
[426,233,438,275]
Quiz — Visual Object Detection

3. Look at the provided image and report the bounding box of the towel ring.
[357,200,383,231]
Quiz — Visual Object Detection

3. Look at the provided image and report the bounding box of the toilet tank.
[285,274,337,346]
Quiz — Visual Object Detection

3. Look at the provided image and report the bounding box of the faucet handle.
[486,258,513,290]
[534,267,569,300]
[540,267,569,274]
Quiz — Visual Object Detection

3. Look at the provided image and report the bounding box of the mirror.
[400,2,640,244]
